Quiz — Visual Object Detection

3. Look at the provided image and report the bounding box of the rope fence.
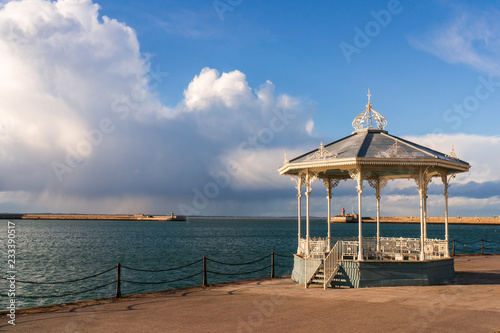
[206,254,270,266]
[3,241,497,304]
[451,239,500,256]
[207,265,272,276]
[0,252,294,302]
[121,259,203,272]
[121,271,204,285]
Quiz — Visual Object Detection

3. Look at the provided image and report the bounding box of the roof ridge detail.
[379,132,436,158]
[352,89,388,131]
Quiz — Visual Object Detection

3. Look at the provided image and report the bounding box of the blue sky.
[0,0,499,217]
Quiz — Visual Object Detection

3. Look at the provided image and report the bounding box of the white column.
[326,180,332,252]
[443,174,450,257]
[419,168,425,261]
[297,185,302,244]
[444,191,449,256]
[376,179,381,252]
[305,173,311,256]
[357,176,364,261]
[424,194,428,240]
[292,176,304,254]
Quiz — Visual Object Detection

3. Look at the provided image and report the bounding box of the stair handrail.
[323,241,341,289]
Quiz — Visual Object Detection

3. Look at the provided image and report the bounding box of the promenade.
[2,255,499,332]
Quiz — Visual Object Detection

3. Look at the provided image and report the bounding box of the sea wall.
[377,216,500,225]
[331,216,500,225]
[0,214,186,221]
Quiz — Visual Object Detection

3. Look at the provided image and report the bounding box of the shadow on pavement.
[455,271,500,285]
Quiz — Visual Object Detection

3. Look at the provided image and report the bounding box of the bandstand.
[278,91,470,288]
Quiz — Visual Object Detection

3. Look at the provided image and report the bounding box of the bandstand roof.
[278,91,470,180]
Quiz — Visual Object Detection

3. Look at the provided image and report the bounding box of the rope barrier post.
[481,239,484,255]
[452,239,455,256]
[202,256,208,287]
[271,252,275,278]
[115,263,121,298]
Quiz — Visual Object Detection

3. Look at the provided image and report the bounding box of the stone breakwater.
[360,216,500,225]
[0,214,186,221]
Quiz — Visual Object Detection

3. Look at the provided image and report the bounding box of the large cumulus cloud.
[0,0,314,214]
[0,0,153,186]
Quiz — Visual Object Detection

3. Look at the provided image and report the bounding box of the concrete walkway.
[2,255,499,332]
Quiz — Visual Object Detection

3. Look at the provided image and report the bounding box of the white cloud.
[0,0,157,183]
[154,67,313,145]
[449,196,500,213]
[0,0,181,213]
[183,68,254,111]
[410,7,500,75]
[305,119,314,135]
[0,1,315,214]
[404,133,500,183]
[216,146,310,190]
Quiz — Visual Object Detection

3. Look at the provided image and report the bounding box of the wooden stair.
[306,264,341,289]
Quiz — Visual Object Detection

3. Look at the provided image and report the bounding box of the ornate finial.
[284,149,289,164]
[446,145,457,160]
[352,89,388,131]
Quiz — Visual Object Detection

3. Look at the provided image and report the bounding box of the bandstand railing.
[424,238,448,259]
[298,237,449,261]
[340,240,359,260]
[298,237,327,259]
[367,237,421,260]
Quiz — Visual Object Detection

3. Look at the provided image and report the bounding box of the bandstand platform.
[291,237,455,288]
[278,90,470,289]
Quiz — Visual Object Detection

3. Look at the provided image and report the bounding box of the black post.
[202,256,208,287]
[452,239,455,256]
[115,263,121,298]
[481,239,484,255]
[271,251,275,278]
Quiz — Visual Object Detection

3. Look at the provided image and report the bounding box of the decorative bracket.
[322,177,345,198]
[291,173,306,193]
[440,171,456,195]
[368,177,389,199]
[348,168,371,193]
[304,171,318,196]
[411,166,433,194]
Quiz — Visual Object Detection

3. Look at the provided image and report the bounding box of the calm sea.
[1,218,499,309]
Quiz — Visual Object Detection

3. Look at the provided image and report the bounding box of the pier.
[2,255,499,332]
[331,216,500,225]
[0,213,187,221]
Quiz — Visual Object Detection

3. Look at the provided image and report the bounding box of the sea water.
[1,218,498,309]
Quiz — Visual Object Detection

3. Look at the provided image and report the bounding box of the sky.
[0,0,499,217]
